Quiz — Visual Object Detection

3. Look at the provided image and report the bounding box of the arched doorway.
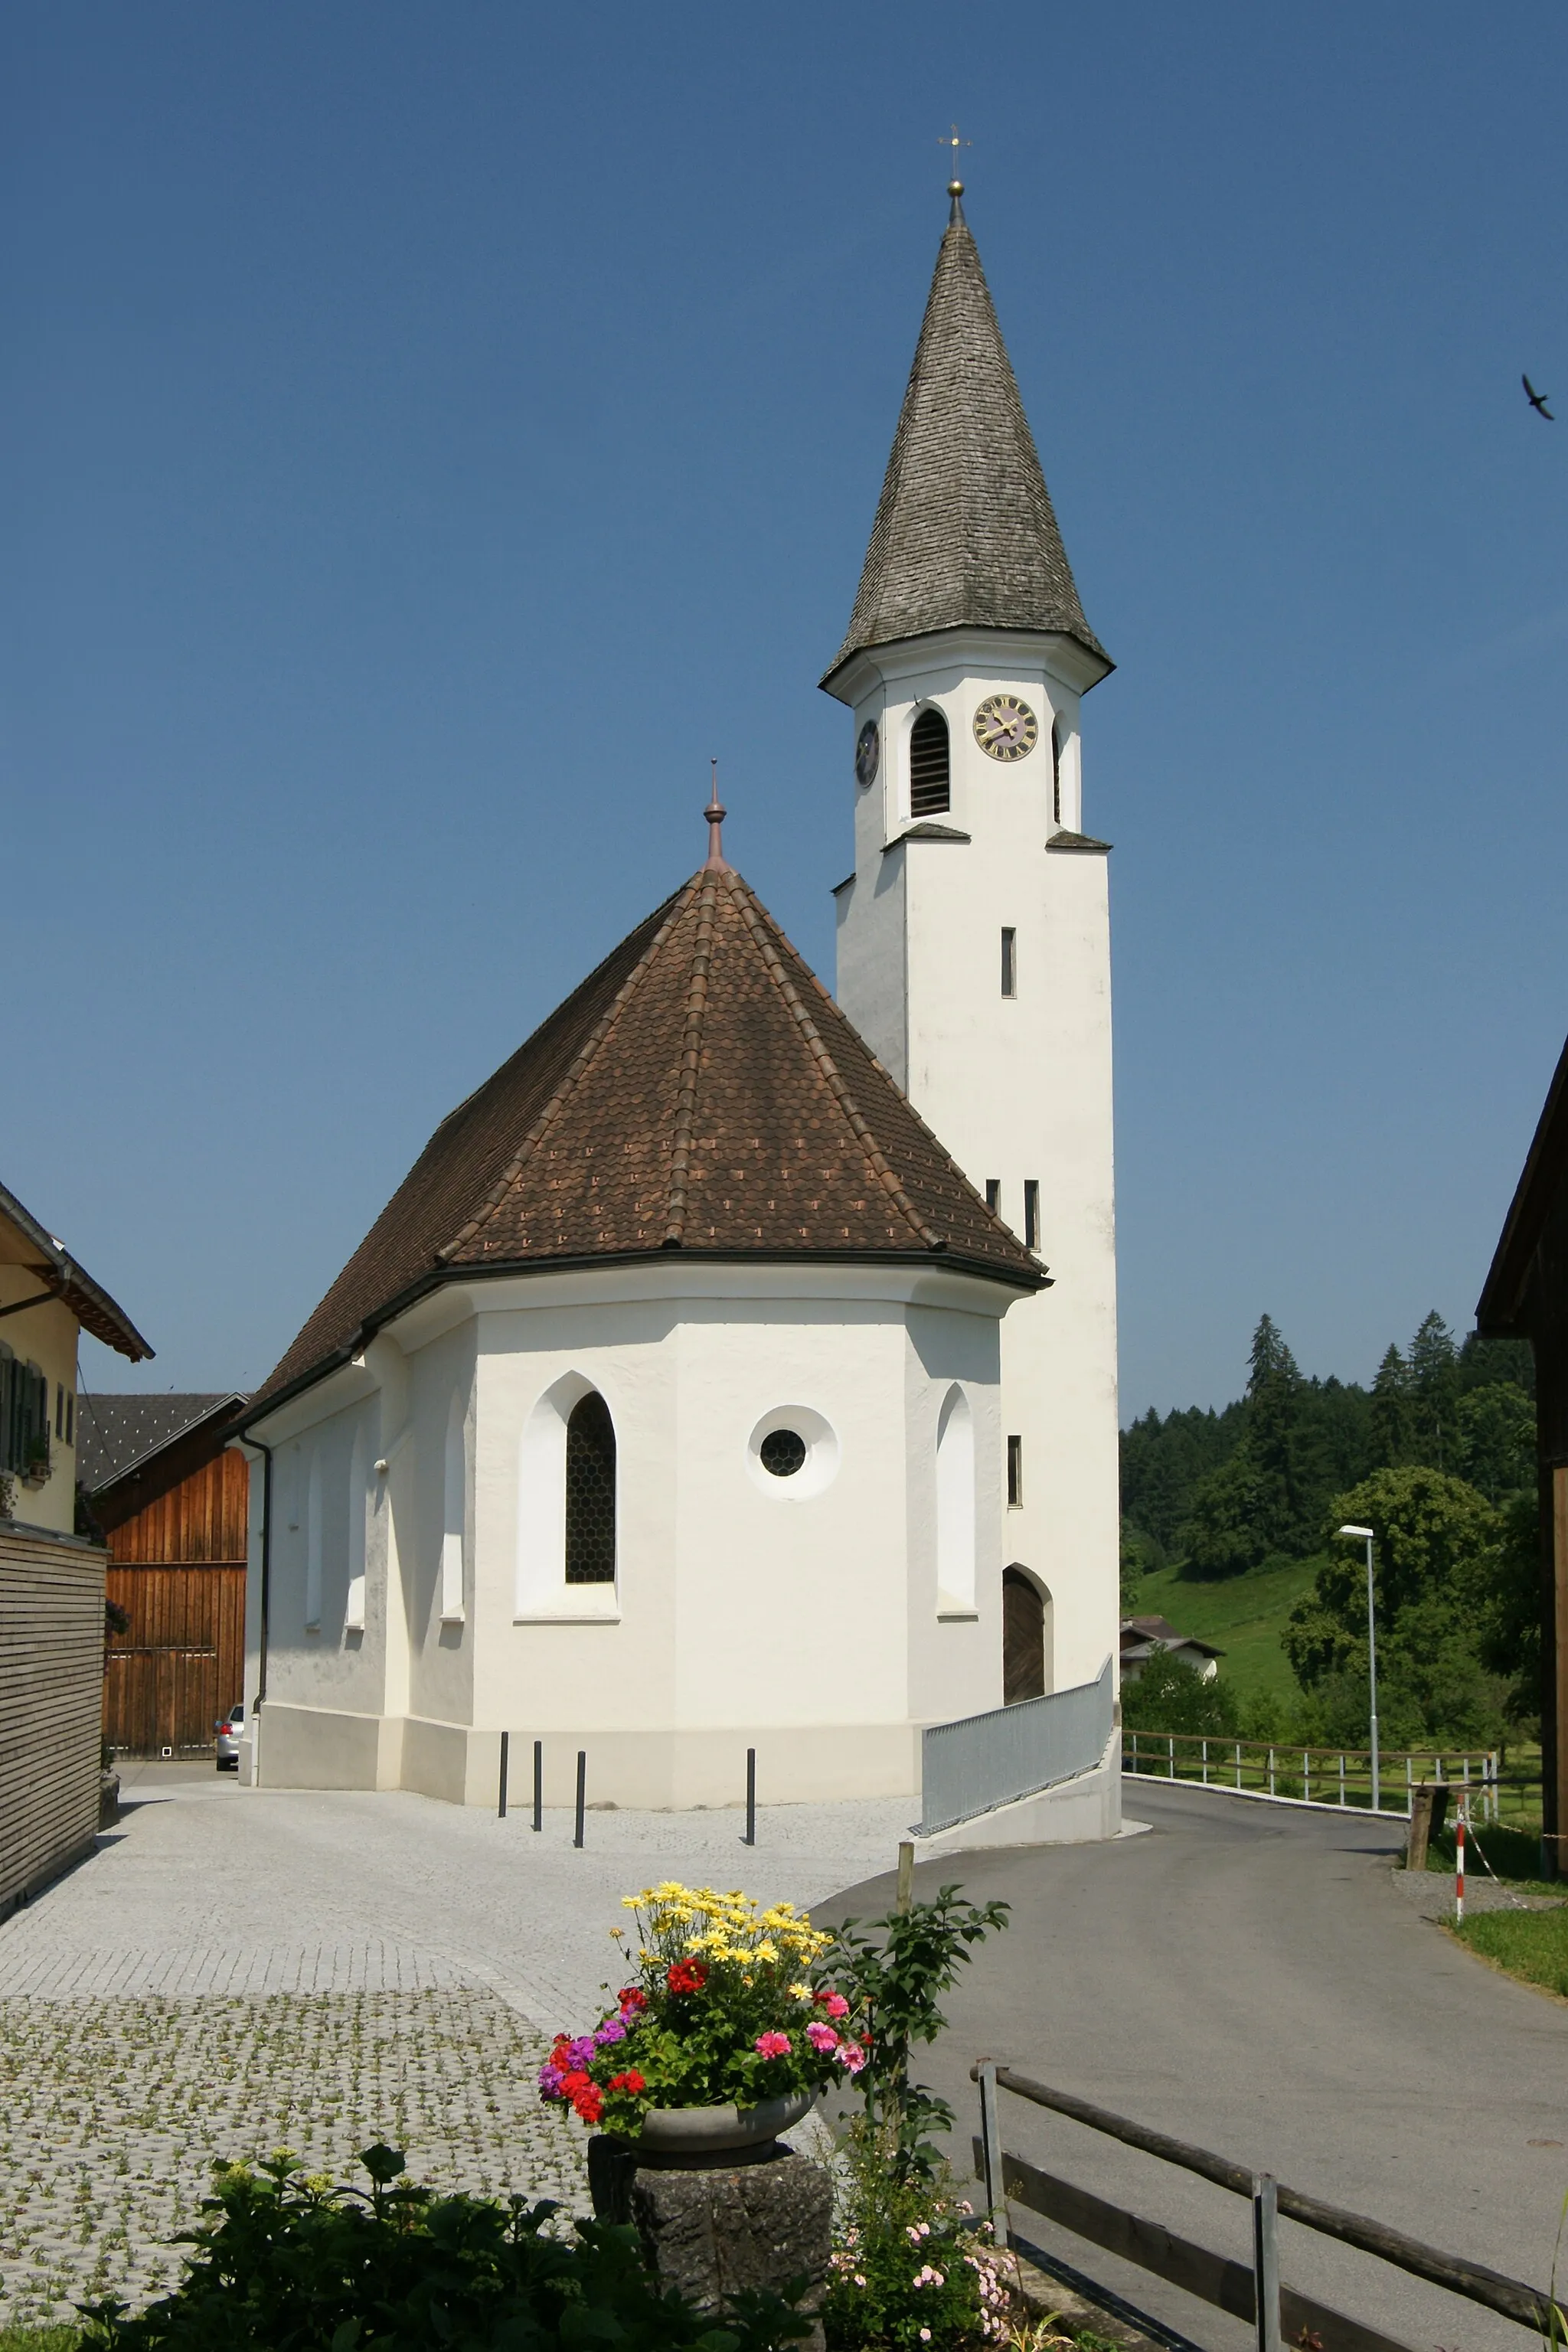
[1002,1566,1045,1704]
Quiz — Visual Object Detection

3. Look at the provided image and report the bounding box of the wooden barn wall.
[103,1452,248,1757]
[0,1526,106,1922]
[106,1450,249,1566]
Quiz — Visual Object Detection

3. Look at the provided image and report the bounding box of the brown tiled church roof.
[823,194,1109,691]
[255,862,1044,1410]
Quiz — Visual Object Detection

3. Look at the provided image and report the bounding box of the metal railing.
[917,1658,1113,1835]
[1123,1730,1503,1820]
[974,2060,1555,2352]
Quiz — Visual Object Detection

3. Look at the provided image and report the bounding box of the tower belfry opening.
[909,707,950,815]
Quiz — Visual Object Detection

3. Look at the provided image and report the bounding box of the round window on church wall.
[745,1405,839,1500]
[759,1428,807,1478]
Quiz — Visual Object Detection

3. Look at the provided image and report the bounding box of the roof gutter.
[240,1241,1049,1435]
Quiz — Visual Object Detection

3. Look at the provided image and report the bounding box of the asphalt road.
[829,1782,1568,2352]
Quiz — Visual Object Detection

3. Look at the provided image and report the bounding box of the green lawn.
[1126,1555,1322,1707]
[1454,1907,1568,1998]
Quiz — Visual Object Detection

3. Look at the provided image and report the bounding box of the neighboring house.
[1477,1031,1568,1879]
[1119,1615,1223,1685]
[234,187,1122,1819]
[0,1179,152,1922]
[79,1394,249,1758]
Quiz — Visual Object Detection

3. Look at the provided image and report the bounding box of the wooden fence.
[1123,1729,1502,1819]
[975,2061,1556,2352]
[0,1523,106,1922]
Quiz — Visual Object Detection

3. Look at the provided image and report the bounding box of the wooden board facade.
[1478,1031,1568,1874]
[0,1524,106,1922]
[103,1450,248,1756]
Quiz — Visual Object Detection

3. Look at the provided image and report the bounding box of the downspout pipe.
[240,1432,273,1783]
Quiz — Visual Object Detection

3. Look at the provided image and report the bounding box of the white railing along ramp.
[917,1658,1114,1835]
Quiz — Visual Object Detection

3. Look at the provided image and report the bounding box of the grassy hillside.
[1125,1554,1322,1707]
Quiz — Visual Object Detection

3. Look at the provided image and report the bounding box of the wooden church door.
[1002,1567,1045,1704]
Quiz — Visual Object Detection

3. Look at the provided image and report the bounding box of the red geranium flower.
[560,2069,591,2096]
[608,2069,646,2094]
[573,2084,604,2124]
[667,1958,708,1994]
[619,1987,648,2011]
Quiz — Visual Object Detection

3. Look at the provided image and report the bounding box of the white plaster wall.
[240,1260,1022,1804]
[835,628,1119,1698]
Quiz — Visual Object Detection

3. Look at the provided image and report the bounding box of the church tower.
[823,183,1119,1704]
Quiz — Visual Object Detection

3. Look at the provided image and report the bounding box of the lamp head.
[1338,1523,1374,1540]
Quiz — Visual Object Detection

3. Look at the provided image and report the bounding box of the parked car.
[215,1703,244,1770]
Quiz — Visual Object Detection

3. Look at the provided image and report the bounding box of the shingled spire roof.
[823,193,1109,692]
[253,861,1043,1413]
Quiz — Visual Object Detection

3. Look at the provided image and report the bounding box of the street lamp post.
[1338,1523,1379,1813]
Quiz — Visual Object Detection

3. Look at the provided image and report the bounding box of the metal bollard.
[897,1839,914,1914]
[498,1730,509,1819]
[573,1749,586,1849]
[743,1747,756,1846]
[1252,2175,1281,2352]
[532,1739,543,1832]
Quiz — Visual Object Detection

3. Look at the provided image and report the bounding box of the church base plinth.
[586,2139,831,2349]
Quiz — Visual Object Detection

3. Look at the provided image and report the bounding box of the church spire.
[822,197,1109,694]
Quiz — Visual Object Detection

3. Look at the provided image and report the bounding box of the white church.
[236,184,1121,1821]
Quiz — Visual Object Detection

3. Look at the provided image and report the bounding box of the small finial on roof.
[704,759,729,871]
[940,123,970,220]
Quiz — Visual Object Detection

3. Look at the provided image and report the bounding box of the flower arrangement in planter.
[539,1881,867,2139]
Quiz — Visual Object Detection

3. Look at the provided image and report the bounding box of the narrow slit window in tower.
[1001,927,1017,996]
[1024,1180,1040,1250]
[909,707,950,816]
[1007,1435,1024,1508]
[1051,721,1063,827]
[985,1179,1001,1215]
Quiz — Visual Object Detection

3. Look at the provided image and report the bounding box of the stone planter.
[637,2091,813,2164]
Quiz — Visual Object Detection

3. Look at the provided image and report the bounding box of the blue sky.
[5,3,1565,1418]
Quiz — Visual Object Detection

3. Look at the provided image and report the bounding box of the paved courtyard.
[0,1764,913,2326]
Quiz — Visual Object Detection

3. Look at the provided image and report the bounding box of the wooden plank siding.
[103,1452,248,1756]
[0,1525,106,1922]
[105,1449,249,1564]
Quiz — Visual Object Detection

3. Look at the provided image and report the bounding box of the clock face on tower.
[854,719,880,788]
[972,693,1039,763]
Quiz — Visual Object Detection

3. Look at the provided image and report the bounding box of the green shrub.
[1120,1648,1239,1739]
[822,2120,1012,2352]
[77,2147,805,2352]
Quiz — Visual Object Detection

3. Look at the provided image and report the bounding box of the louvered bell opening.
[909,708,950,816]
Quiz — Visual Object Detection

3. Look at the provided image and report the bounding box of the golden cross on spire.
[939,123,972,189]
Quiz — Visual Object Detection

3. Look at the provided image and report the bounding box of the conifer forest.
[1119,1314,1539,1751]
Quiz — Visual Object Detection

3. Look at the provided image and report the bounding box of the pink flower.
[754,2030,792,2059]
[805,2022,839,2055]
[818,1991,850,2019]
[839,2040,867,2074]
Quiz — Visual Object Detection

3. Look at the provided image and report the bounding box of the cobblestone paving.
[0,1988,584,2328]
[0,1767,910,2328]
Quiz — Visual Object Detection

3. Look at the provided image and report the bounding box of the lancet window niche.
[516,1375,620,1617]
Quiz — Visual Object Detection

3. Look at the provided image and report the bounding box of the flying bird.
[1523,373,1555,420]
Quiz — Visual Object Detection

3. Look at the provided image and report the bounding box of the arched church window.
[909,707,950,816]
[1050,720,1063,827]
[565,1392,616,1584]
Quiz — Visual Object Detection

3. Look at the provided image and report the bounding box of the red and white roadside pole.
[1455,1805,1466,1923]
